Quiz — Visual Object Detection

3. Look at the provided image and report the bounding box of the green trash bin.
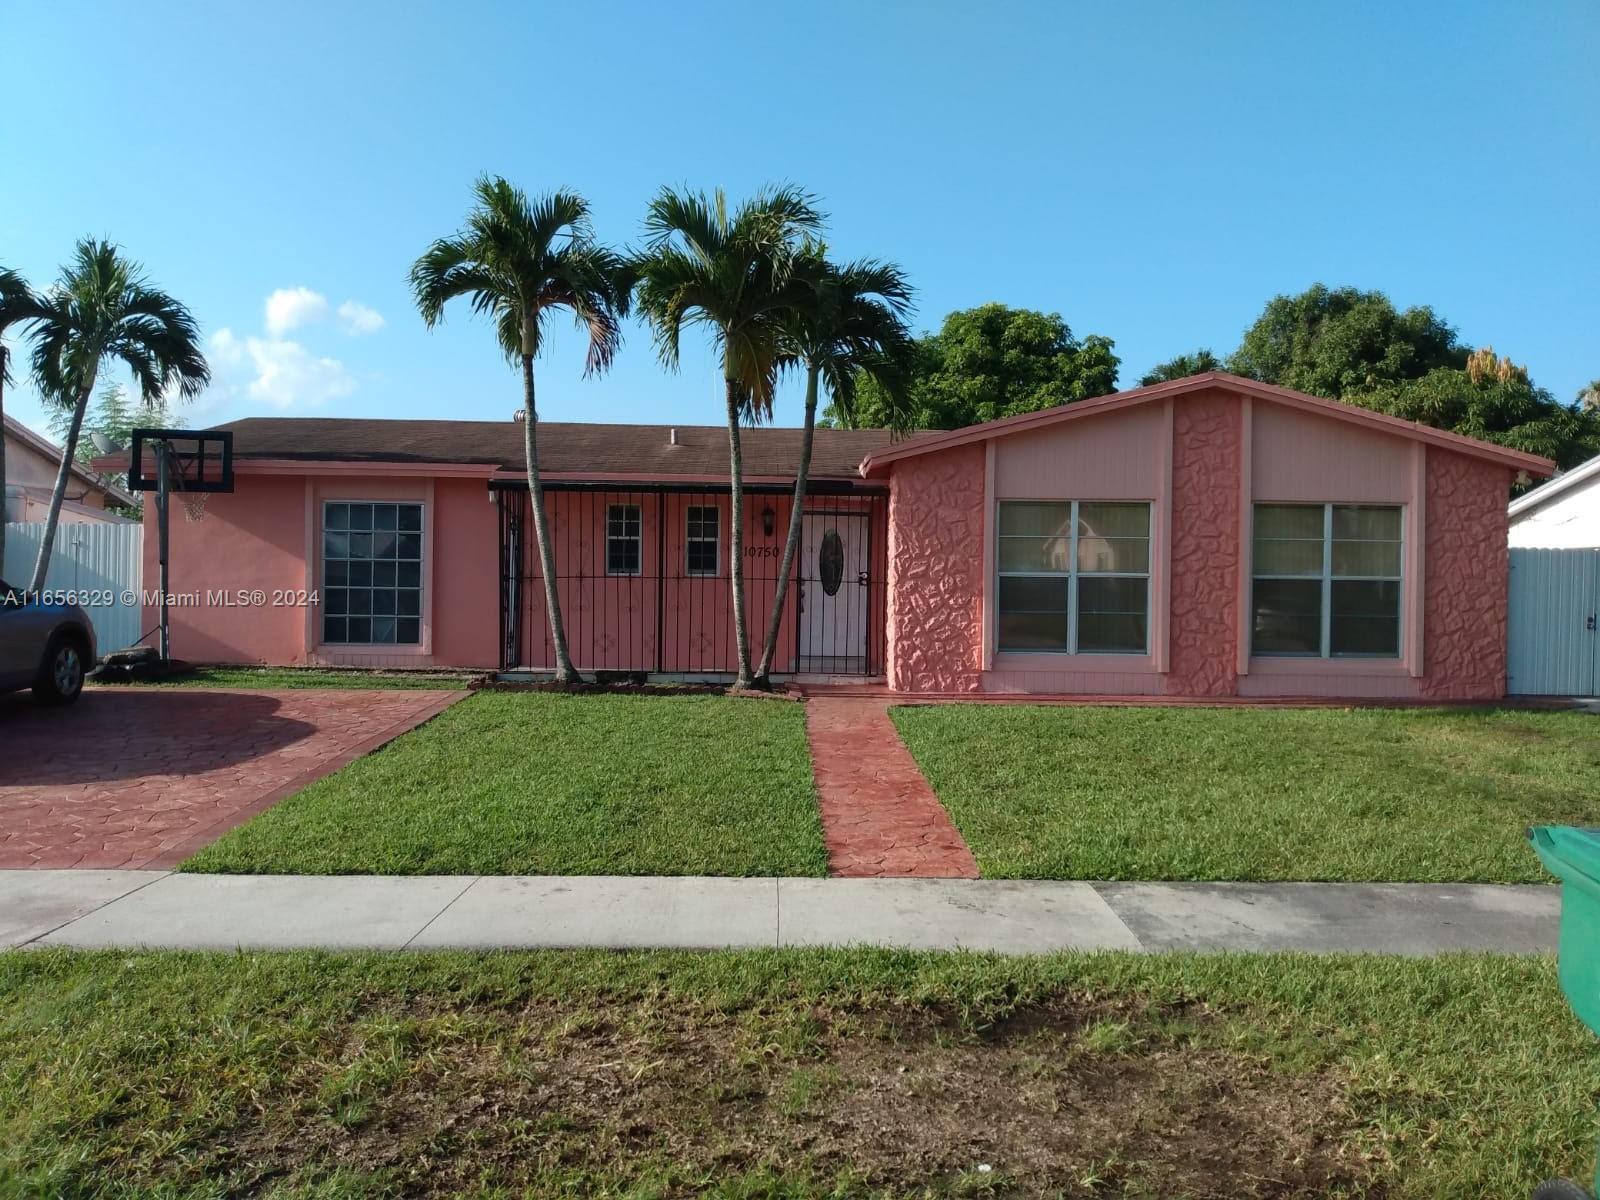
[1528,825,1600,1200]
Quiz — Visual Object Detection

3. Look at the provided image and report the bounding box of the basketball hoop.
[178,489,209,522]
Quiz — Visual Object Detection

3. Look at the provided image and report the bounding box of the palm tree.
[0,266,36,574]
[1138,349,1222,387]
[634,186,824,688]
[410,177,630,684]
[0,241,208,593]
[754,250,914,683]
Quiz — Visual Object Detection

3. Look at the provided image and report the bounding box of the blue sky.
[3,0,1596,439]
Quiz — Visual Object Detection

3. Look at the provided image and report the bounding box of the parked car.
[0,579,96,704]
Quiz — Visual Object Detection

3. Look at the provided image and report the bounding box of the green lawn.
[99,665,485,689]
[1,948,1593,1198]
[184,691,827,876]
[892,704,1600,883]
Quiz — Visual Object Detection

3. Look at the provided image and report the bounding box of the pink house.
[125,373,1554,699]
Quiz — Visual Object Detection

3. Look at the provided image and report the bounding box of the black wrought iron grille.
[496,483,888,677]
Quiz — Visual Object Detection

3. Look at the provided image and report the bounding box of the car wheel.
[34,633,87,706]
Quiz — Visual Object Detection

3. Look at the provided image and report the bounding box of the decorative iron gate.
[496,482,888,677]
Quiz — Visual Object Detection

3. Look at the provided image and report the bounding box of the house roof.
[187,416,899,481]
[858,371,1559,477]
[3,414,137,507]
[1508,451,1600,519]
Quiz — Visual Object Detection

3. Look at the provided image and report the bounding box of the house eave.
[1508,453,1600,519]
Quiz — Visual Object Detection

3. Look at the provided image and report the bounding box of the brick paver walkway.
[804,696,979,879]
[0,687,465,870]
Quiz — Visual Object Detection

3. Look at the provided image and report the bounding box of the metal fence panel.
[498,484,888,677]
[1507,547,1599,696]
[3,521,145,654]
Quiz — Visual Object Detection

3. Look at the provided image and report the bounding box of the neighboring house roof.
[192,416,899,481]
[858,371,1559,477]
[3,414,137,507]
[1508,452,1600,519]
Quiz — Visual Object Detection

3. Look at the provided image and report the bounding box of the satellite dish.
[90,431,120,454]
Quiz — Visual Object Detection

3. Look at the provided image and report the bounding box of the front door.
[798,512,869,673]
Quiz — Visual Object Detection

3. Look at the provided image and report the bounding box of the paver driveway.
[0,687,465,869]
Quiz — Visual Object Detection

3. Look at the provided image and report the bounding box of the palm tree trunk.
[28,370,96,594]
[522,352,579,684]
[755,363,819,683]
[724,375,753,688]
[0,346,8,573]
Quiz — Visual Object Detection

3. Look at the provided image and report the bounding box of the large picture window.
[685,505,718,576]
[607,504,642,576]
[323,501,423,645]
[996,501,1151,654]
[1252,503,1402,658]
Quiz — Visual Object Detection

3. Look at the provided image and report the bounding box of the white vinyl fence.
[3,521,145,655]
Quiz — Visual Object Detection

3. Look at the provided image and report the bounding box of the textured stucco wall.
[1164,393,1241,697]
[1420,448,1512,699]
[886,443,985,692]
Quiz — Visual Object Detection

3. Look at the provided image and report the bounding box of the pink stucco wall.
[145,471,499,669]
[145,475,311,664]
[885,443,984,692]
[1163,393,1241,697]
[1420,448,1512,700]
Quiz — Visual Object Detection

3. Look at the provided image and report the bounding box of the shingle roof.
[203,417,901,480]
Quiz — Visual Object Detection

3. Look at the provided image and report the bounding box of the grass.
[1,948,1594,1197]
[184,691,827,876]
[891,704,1600,883]
[98,665,485,689]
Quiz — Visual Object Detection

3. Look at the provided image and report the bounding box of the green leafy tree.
[755,248,915,682]
[634,185,824,688]
[1138,349,1223,386]
[829,303,1118,430]
[0,239,209,592]
[1580,379,1600,412]
[51,382,171,486]
[1357,348,1600,470]
[411,177,630,684]
[1227,283,1464,398]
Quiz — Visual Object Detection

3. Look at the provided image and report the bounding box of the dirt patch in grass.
[229,995,1373,1198]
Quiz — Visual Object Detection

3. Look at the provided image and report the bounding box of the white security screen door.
[798,511,870,673]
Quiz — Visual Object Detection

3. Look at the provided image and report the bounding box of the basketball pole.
[155,439,171,662]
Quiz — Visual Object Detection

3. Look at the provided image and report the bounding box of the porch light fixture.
[761,503,776,537]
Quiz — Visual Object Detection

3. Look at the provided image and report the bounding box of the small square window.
[607,504,642,576]
[685,505,719,576]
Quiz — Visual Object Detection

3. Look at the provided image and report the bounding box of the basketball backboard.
[128,428,235,494]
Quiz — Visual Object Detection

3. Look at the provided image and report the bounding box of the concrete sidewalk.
[0,871,1559,955]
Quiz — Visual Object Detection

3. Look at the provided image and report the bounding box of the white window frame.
[995,499,1152,656]
[321,499,425,647]
[606,503,642,577]
[684,504,719,577]
[1252,502,1404,659]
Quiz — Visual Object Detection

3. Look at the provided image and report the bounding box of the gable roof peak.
[859,371,1556,478]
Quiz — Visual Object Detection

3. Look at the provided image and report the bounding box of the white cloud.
[209,327,356,410]
[336,300,385,336]
[264,286,329,336]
